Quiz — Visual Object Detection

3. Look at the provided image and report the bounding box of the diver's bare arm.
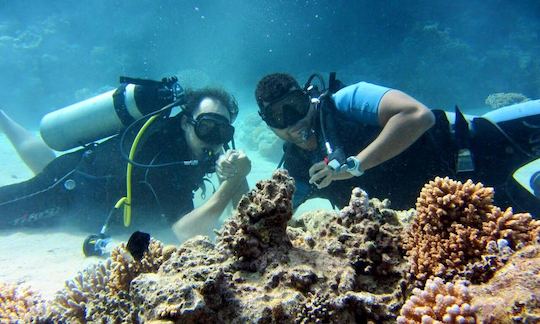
[230,177,249,207]
[172,175,245,242]
[355,90,435,171]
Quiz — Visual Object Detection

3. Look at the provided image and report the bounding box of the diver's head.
[255,73,317,150]
[181,88,237,158]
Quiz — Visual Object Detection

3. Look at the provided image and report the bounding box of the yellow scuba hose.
[116,115,159,227]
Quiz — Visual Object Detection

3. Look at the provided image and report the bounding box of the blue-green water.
[0,0,538,124]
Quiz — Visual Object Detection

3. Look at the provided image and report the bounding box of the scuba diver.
[253,72,540,217]
[0,77,251,245]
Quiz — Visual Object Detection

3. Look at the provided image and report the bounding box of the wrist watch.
[345,156,364,177]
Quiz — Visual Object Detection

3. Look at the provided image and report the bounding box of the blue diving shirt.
[331,81,391,126]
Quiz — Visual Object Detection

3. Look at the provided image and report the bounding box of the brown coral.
[126,172,408,323]
[470,244,540,323]
[293,188,407,292]
[216,169,295,271]
[0,282,46,322]
[403,176,540,284]
[397,277,477,323]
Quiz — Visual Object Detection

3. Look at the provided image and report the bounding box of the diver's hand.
[216,149,237,180]
[228,150,251,179]
[216,150,251,180]
[308,161,352,189]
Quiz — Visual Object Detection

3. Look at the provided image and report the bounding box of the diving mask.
[259,89,310,129]
[188,112,235,145]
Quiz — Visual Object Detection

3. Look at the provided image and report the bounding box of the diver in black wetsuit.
[254,72,540,217]
[0,87,251,241]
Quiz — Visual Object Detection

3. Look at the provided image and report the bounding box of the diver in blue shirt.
[253,72,540,217]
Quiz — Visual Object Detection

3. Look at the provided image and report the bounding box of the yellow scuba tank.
[40,76,182,151]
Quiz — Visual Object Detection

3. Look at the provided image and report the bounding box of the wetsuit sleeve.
[331,81,391,126]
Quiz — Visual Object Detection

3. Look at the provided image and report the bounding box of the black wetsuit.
[284,106,540,217]
[0,116,210,229]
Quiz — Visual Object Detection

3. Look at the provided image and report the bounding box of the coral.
[470,244,540,323]
[130,236,234,322]
[397,277,477,323]
[108,239,177,294]
[403,176,540,284]
[485,92,530,109]
[0,282,46,322]
[216,169,295,271]
[35,174,540,323]
[482,206,540,248]
[123,171,408,323]
[293,188,407,291]
[45,239,176,322]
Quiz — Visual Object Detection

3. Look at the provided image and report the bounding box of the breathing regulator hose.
[117,114,160,227]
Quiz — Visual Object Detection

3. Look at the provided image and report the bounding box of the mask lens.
[193,113,235,144]
[263,90,309,129]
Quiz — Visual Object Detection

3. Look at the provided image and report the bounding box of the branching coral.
[0,282,46,322]
[108,239,177,294]
[397,277,477,323]
[45,238,176,322]
[403,176,540,284]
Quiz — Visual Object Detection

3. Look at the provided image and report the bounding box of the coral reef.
[485,92,530,109]
[216,169,295,271]
[399,243,540,323]
[403,176,540,285]
[470,243,540,323]
[0,282,46,322]
[5,173,540,323]
[397,277,477,323]
[290,188,407,291]
[45,239,176,322]
[125,170,408,323]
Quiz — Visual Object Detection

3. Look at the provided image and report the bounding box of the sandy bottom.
[0,133,331,300]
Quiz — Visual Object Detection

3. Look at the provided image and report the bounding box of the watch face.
[346,157,363,176]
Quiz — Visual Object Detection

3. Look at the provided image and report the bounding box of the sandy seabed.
[0,133,331,299]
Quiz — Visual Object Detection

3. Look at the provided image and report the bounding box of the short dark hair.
[183,87,239,123]
[255,73,300,109]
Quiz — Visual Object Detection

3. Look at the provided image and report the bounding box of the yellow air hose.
[117,115,159,227]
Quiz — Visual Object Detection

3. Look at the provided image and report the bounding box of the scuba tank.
[40,76,183,151]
